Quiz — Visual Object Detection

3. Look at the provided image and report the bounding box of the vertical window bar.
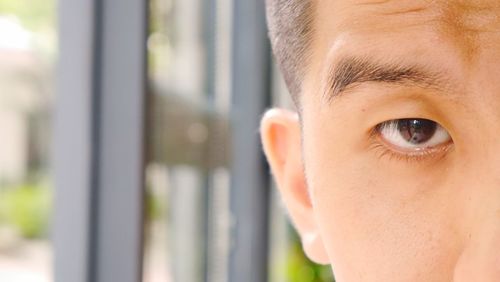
[54,0,96,281]
[55,0,148,281]
[91,0,148,280]
[228,0,272,281]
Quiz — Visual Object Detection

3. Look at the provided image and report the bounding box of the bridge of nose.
[443,151,500,280]
[453,211,500,281]
[450,163,500,281]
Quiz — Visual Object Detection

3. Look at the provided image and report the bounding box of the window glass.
[143,0,333,281]
[0,1,56,281]
[143,0,232,281]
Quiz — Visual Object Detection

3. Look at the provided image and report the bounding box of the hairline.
[266,0,315,106]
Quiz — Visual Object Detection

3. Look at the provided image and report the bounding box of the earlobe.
[260,108,330,265]
[302,230,330,265]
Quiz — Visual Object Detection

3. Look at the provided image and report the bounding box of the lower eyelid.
[369,131,453,163]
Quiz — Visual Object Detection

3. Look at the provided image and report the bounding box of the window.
[52,0,334,281]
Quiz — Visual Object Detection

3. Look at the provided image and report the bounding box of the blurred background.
[0,0,334,281]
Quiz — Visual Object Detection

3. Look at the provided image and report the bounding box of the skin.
[261,0,500,281]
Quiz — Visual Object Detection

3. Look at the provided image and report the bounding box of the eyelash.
[367,127,453,163]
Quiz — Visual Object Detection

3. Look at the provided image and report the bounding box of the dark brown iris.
[397,119,437,145]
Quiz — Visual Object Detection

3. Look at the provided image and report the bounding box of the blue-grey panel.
[54,0,95,281]
[229,0,272,281]
[91,0,148,281]
[55,0,148,281]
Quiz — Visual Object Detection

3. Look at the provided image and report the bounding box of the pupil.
[397,119,437,144]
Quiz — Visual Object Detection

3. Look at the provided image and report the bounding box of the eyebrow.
[325,56,449,103]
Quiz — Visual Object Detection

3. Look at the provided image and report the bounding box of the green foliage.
[145,188,166,222]
[0,183,51,239]
[0,0,56,31]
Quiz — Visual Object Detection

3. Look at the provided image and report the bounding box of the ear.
[260,108,329,265]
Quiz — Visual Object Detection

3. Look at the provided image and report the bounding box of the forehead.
[313,0,500,63]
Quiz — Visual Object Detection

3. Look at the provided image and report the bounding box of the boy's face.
[261,0,500,281]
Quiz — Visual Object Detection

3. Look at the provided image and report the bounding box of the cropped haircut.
[266,0,314,105]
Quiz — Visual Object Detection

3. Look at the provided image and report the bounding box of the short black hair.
[266,0,314,105]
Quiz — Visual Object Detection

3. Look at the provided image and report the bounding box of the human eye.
[371,118,453,161]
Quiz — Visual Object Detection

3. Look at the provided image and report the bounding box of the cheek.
[301,119,462,280]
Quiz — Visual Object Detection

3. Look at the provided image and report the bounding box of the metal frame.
[54,0,95,280]
[55,0,272,280]
[54,0,148,281]
[228,0,272,281]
